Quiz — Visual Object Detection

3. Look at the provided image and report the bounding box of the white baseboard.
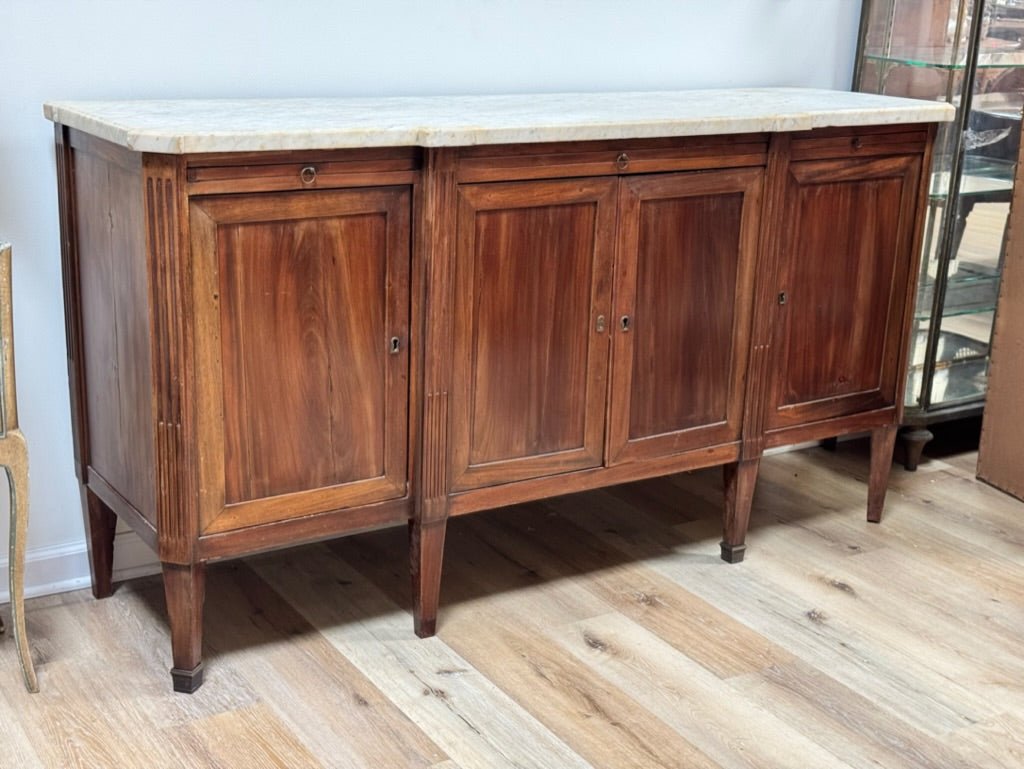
[0,531,160,604]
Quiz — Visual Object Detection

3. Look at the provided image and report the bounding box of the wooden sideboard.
[46,90,951,691]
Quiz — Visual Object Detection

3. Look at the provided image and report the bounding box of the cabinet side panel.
[71,143,156,524]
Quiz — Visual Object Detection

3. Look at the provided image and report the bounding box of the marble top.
[44,88,954,154]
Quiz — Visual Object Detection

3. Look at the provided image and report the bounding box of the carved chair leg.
[162,561,206,693]
[721,458,761,564]
[410,518,447,638]
[6,431,38,692]
[868,424,899,524]
[84,487,117,599]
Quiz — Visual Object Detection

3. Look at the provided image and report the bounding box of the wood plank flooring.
[2,439,1022,768]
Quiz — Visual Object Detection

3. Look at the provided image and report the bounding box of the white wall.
[0,0,862,600]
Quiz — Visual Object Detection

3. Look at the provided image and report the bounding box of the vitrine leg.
[84,487,117,599]
[868,424,899,524]
[410,518,447,637]
[5,431,38,692]
[900,427,933,471]
[162,561,206,693]
[721,458,760,564]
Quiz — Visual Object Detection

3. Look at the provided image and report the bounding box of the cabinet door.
[607,169,763,464]
[190,187,410,534]
[766,155,922,430]
[450,178,616,491]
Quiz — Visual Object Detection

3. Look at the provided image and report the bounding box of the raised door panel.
[190,187,410,533]
[450,178,616,491]
[607,169,763,464]
[766,154,922,430]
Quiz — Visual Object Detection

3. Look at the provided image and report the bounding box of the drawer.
[455,135,769,182]
[185,147,421,194]
[790,124,931,161]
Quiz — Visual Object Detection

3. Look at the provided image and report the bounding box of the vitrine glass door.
[853,0,1023,466]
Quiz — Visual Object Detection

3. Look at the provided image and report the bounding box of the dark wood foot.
[170,663,205,693]
[721,458,760,564]
[162,562,206,693]
[868,424,900,524]
[84,487,117,599]
[410,518,446,638]
[719,541,746,564]
[900,427,933,471]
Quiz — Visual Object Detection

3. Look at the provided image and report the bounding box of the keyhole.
[620,315,632,332]
[390,336,401,354]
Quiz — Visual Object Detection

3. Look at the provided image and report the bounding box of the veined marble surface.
[44,88,954,154]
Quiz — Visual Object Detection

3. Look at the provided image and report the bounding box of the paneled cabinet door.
[450,178,616,491]
[606,169,763,464]
[766,154,922,430]
[189,186,411,534]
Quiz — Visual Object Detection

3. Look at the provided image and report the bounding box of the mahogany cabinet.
[48,94,943,692]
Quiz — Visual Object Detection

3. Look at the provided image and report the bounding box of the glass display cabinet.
[853,0,1024,468]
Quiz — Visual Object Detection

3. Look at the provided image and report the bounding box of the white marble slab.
[44,88,954,154]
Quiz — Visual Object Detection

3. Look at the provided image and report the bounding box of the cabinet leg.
[5,431,39,692]
[868,424,899,524]
[84,487,117,599]
[721,458,760,564]
[900,427,933,472]
[410,519,447,637]
[162,562,206,693]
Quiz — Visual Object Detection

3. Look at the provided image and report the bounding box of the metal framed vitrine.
[853,0,1024,468]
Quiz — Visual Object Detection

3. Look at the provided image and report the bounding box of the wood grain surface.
[3,440,1022,768]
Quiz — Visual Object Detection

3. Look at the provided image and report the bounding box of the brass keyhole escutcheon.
[778,291,787,306]
[389,336,401,354]
[620,315,632,332]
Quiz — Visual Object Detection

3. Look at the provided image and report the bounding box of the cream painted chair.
[0,242,37,692]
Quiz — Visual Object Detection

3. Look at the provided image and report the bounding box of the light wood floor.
[2,439,1023,768]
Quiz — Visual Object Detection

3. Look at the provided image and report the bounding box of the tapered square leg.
[84,487,117,599]
[162,562,206,693]
[410,519,446,638]
[721,458,760,564]
[868,424,899,523]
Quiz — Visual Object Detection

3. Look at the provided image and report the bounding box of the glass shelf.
[916,267,1001,319]
[906,329,989,406]
[863,44,1024,69]
[929,155,1016,197]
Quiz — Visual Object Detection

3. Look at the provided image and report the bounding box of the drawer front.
[455,135,769,182]
[186,148,420,194]
[789,125,930,162]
